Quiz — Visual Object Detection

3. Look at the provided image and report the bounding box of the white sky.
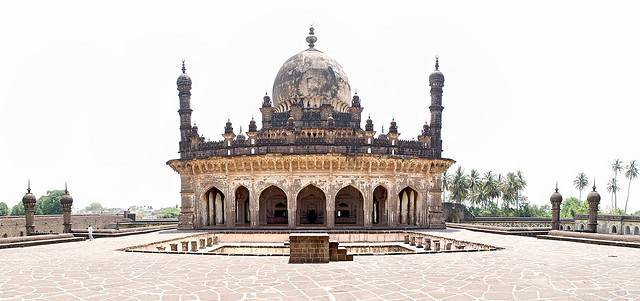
[1,0,639,212]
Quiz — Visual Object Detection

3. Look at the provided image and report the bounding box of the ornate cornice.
[167,153,454,176]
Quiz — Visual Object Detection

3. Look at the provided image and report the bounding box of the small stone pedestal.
[170,243,178,251]
[181,241,189,252]
[410,236,416,246]
[206,237,213,247]
[199,239,206,249]
[289,233,330,264]
[190,241,198,252]
[433,240,441,252]
[424,238,431,251]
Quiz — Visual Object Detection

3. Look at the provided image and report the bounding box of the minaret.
[177,60,193,156]
[586,180,601,233]
[550,183,563,231]
[428,57,445,157]
[348,91,363,129]
[60,183,74,233]
[22,180,37,235]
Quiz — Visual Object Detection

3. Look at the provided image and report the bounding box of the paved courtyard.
[1,229,639,301]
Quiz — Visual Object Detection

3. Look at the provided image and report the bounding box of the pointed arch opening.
[399,187,418,226]
[373,185,388,225]
[335,185,364,225]
[259,186,288,225]
[235,186,250,225]
[204,187,225,226]
[296,185,326,225]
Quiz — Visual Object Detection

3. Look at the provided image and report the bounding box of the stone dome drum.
[272,49,351,112]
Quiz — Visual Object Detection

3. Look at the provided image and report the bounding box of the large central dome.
[272,28,351,112]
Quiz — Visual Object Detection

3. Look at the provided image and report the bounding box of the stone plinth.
[289,233,330,264]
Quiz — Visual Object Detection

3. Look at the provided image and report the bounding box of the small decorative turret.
[351,92,361,108]
[388,118,398,134]
[224,119,234,135]
[365,115,374,132]
[260,92,274,129]
[236,126,246,142]
[60,183,74,233]
[586,180,601,233]
[22,180,37,235]
[550,183,563,231]
[247,117,258,148]
[418,121,431,147]
[262,91,272,108]
[223,119,236,148]
[306,25,317,49]
[378,125,387,139]
[422,121,430,136]
[248,117,257,133]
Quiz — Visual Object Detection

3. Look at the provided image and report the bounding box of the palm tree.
[624,160,638,214]
[442,171,451,202]
[607,177,620,213]
[573,172,589,201]
[449,166,469,204]
[467,169,481,205]
[483,171,502,209]
[501,173,518,211]
[612,159,623,210]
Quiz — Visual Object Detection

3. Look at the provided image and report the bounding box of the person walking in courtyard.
[87,225,94,241]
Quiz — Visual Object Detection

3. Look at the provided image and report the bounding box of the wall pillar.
[226,187,235,227]
[288,194,296,229]
[326,193,335,228]
[250,190,259,227]
[178,175,195,230]
[363,187,372,227]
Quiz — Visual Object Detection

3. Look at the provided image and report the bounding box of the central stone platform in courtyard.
[1,229,639,300]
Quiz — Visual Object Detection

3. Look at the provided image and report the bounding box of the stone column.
[60,186,73,233]
[550,186,563,231]
[178,175,195,230]
[326,193,335,228]
[250,190,259,227]
[288,194,296,229]
[388,185,399,226]
[22,184,37,236]
[587,185,601,233]
[226,187,235,227]
[427,175,445,229]
[363,187,372,228]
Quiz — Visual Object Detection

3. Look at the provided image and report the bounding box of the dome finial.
[306,25,317,48]
[64,182,68,194]
[181,59,186,74]
[27,179,31,193]
[555,181,559,193]
[435,56,440,71]
[592,177,597,191]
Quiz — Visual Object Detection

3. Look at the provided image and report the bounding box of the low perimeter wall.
[0,214,132,238]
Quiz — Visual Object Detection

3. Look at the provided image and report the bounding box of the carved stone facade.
[168,27,454,230]
[168,154,451,229]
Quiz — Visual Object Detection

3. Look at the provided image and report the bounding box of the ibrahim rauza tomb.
[167,27,454,230]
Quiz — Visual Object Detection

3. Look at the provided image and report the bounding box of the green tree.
[442,171,451,202]
[158,207,180,218]
[483,171,502,209]
[11,202,25,215]
[466,169,481,205]
[560,197,588,218]
[624,160,638,214]
[0,202,9,216]
[606,177,620,213]
[611,159,623,210]
[35,190,65,215]
[85,202,104,212]
[449,166,468,204]
[573,172,589,201]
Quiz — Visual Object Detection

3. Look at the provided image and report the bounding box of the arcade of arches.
[170,155,452,230]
